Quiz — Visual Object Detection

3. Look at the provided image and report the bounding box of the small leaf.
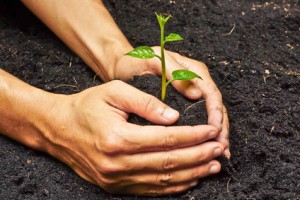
[165,33,184,42]
[155,12,171,29]
[172,70,202,81]
[126,46,155,59]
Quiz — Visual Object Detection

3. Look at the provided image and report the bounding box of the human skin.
[0,0,230,196]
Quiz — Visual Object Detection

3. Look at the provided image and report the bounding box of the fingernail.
[162,107,178,120]
[190,181,198,187]
[210,165,219,173]
[187,86,200,95]
[224,148,231,159]
[213,147,222,156]
[209,131,217,137]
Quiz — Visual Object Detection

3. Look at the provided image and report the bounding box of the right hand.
[46,80,224,196]
[113,48,230,159]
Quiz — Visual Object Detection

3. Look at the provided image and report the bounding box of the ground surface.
[0,0,299,199]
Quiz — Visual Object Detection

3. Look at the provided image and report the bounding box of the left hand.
[113,46,230,159]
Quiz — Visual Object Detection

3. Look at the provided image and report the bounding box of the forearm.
[0,69,56,151]
[21,0,132,81]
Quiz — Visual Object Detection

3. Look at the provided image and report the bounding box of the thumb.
[105,80,179,124]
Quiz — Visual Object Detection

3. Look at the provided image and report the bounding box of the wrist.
[22,0,133,81]
[90,36,133,81]
[0,70,59,152]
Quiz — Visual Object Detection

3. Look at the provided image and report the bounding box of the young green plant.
[126,13,202,101]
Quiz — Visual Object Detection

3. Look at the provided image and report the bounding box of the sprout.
[126,13,202,101]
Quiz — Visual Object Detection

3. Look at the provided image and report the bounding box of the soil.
[0,0,299,199]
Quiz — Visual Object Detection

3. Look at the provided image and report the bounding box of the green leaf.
[126,46,155,59]
[155,12,171,29]
[165,33,184,42]
[172,70,202,81]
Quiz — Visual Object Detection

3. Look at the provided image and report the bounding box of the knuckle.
[162,154,178,171]
[110,79,123,86]
[223,106,229,128]
[191,167,201,178]
[156,173,173,186]
[199,61,209,71]
[214,105,223,114]
[101,138,123,155]
[215,106,224,125]
[105,80,123,92]
[100,128,126,155]
[138,94,157,114]
[196,150,205,162]
[97,158,123,175]
[102,80,125,99]
[161,133,178,151]
[208,85,222,97]
[215,88,222,98]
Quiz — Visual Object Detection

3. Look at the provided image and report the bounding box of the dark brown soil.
[0,0,299,199]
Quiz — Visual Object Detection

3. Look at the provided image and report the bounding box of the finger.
[216,105,230,159]
[162,51,203,100]
[104,80,179,125]
[124,141,224,172]
[167,53,224,131]
[120,124,219,153]
[146,48,202,99]
[125,180,198,196]
[148,49,224,130]
[178,57,224,130]
[201,82,223,132]
[131,160,220,187]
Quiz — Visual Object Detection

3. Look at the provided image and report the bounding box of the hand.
[46,80,224,195]
[113,47,230,158]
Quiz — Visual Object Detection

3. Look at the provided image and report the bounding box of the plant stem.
[160,24,167,101]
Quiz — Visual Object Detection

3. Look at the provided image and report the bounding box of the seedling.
[126,13,202,101]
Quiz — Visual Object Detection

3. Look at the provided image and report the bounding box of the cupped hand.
[46,80,224,196]
[113,47,230,158]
